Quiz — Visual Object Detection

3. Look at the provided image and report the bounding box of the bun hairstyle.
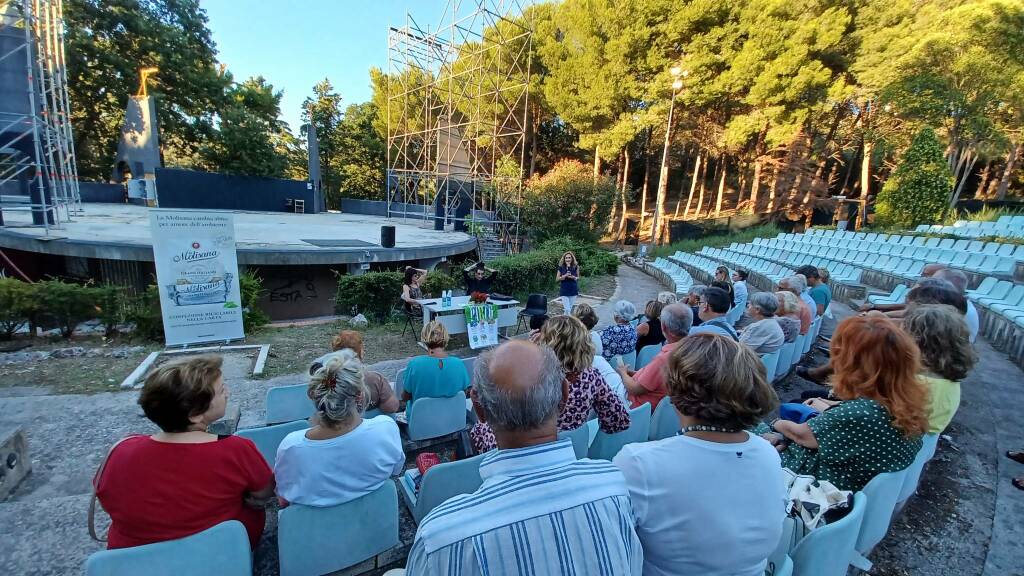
[308,349,367,427]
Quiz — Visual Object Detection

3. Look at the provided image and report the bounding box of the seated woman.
[311,330,399,414]
[403,321,469,415]
[95,355,274,549]
[471,315,630,453]
[572,303,625,402]
[614,334,785,576]
[635,300,666,352]
[902,304,977,434]
[275,350,405,507]
[400,266,427,314]
[758,315,928,491]
[571,302,604,356]
[600,300,639,361]
[739,292,785,354]
[774,291,802,343]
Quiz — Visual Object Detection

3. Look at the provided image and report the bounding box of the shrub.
[536,237,619,276]
[35,279,100,339]
[335,270,457,321]
[521,159,616,244]
[875,127,953,229]
[126,285,164,342]
[420,271,459,298]
[94,283,130,338]
[488,240,619,299]
[240,270,271,333]
[0,277,34,340]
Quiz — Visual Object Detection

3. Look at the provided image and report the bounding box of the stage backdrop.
[150,210,245,346]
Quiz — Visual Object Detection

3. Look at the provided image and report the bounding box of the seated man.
[463,261,497,294]
[617,303,692,408]
[688,287,738,340]
[796,265,831,317]
[403,340,642,575]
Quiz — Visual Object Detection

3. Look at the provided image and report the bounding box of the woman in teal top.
[403,321,470,416]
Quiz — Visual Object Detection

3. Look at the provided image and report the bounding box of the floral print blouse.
[600,323,638,361]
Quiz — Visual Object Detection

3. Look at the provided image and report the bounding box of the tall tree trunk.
[714,156,727,218]
[841,142,861,196]
[749,159,763,212]
[640,152,651,234]
[528,110,539,178]
[616,150,632,241]
[975,161,992,200]
[857,140,874,230]
[608,150,624,233]
[593,144,601,182]
[737,165,748,208]
[682,150,703,219]
[653,150,672,245]
[767,162,779,213]
[950,150,978,209]
[695,156,710,217]
[996,141,1021,200]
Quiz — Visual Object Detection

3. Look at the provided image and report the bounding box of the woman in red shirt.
[95,355,274,549]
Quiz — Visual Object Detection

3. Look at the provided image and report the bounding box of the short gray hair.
[688,284,707,298]
[473,345,563,432]
[660,303,693,337]
[781,275,807,294]
[749,292,779,317]
[915,277,955,291]
[933,268,967,294]
[614,300,636,321]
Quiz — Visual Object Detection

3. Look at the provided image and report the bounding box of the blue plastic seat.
[85,520,251,576]
[896,433,939,514]
[558,422,592,459]
[588,402,651,460]
[649,396,680,441]
[791,492,867,576]
[761,350,781,382]
[265,383,314,425]
[851,469,908,571]
[399,453,485,524]
[406,391,468,441]
[614,350,637,371]
[278,481,399,576]
[635,344,661,370]
[773,554,794,576]
[236,420,309,466]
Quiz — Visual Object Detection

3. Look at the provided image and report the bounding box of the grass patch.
[649,224,781,257]
[0,337,160,395]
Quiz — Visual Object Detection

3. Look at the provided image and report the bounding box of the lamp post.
[650,66,687,246]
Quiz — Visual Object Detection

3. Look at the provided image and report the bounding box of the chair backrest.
[635,344,662,370]
[265,383,315,425]
[614,350,637,372]
[776,340,798,380]
[394,368,407,399]
[413,453,486,523]
[588,402,652,460]
[235,420,309,466]
[463,356,477,382]
[558,423,592,459]
[773,554,794,576]
[897,433,939,505]
[525,293,547,311]
[791,492,867,576]
[649,396,680,441]
[856,469,907,555]
[278,481,399,576]
[761,350,781,383]
[85,520,251,576]
[407,391,468,441]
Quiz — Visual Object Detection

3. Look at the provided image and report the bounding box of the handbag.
[88,435,141,542]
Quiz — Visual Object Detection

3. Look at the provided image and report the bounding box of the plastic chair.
[772,554,794,576]
[235,420,309,466]
[635,344,661,370]
[761,350,781,382]
[463,356,477,383]
[649,396,680,441]
[588,402,652,460]
[406,391,468,441]
[791,492,867,576]
[516,293,548,333]
[851,469,908,571]
[399,453,485,524]
[613,350,637,372]
[558,423,592,459]
[265,384,314,425]
[278,481,399,576]
[85,520,251,576]
[896,433,939,508]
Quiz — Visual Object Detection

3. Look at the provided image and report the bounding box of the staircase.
[477,232,508,262]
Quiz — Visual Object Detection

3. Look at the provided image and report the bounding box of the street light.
[650,65,687,246]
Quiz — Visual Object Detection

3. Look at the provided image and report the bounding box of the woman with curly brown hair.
[759,314,928,491]
[902,304,977,433]
[614,333,784,576]
[470,315,630,453]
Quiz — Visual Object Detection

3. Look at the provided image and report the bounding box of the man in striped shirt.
[404,340,643,575]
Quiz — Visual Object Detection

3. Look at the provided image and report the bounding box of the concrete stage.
[0,203,476,266]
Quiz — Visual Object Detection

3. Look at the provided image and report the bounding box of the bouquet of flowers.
[469,291,489,304]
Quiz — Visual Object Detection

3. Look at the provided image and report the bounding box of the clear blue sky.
[201,0,450,132]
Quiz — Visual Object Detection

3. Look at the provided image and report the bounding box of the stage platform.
[0,203,476,266]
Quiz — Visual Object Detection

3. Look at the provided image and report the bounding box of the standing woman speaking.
[556,251,581,312]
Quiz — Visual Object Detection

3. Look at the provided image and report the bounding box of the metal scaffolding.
[0,0,80,231]
[386,0,531,254]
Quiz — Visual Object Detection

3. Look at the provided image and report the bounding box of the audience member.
[635,300,666,351]
[713,268,736,309]
[617,304,693,408]
[689,287,739,340]
[796,265,831,316]
[775,291,802,343]
[759,315,927,491]
[571,302,604,356]
[402,322,469,415]
[463,261,497,294]
[729,269,750,326]
[405,341,643,575]
[933,268,979,343]
[400,267,427,313]
[614,334,785,576]
[601,300,639,360]
[95,356,274,549]
[903,304,977,433]
[686,284,706,326]
[657,291,679,304]
[275,350,404,507]
[471,316,630,452]
[739,292,785,354]
[859,263,946,315]
[311,330,399,414]
[778,275,813,334]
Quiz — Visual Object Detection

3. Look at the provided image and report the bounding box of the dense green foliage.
[875,128,954,228]
[240,270,271,333]
[521,160,617,243]
[334,271,459,321]
[0,278,34,339]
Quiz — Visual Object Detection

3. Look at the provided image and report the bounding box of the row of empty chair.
[916,214,1024,238]
[646,257,694,295]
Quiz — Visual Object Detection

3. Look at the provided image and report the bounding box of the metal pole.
[650,88,677,246]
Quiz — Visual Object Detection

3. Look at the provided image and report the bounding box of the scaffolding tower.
[0,0,80,230]
[386,0,531,255]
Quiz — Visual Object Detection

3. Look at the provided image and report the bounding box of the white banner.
[150,210,245,346]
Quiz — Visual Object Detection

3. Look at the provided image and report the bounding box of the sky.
[201,0,451,132]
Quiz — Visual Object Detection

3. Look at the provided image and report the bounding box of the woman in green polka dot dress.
[758,315,928,491]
